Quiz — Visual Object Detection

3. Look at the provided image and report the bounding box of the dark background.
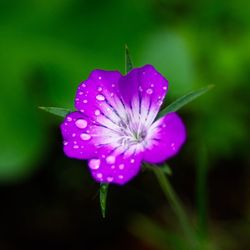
[0,0,249,249]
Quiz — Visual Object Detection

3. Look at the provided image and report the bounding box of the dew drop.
[97,173,103,179]
[118,175,124,179]
[79,91,83,95]
[89,159,100,170]
[83,99,88,103]
[150,84,154,87]
[107,176,114,182]
[158,100,163,106]
[171,143,176,150]
[81,83,86,88]
[130,159,135,163]
[75,119,87,129]
[146,88,153,95]
[67,117,72,122]
[72,133,76,137]
[118,164,125,170]
[112,84,115,88]
[163,86,167,90]
[97,87,102,91]
[63,141,68,146]
[111,165,115,169]
[139,86,143,92]
[96,94,105,101]
[73,145,79,149]
[80,133,91,140]
[95,110,101,116]
[106,155,116,164]
[98,76,102,80]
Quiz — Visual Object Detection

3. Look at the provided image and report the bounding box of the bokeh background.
[0,0,249,249]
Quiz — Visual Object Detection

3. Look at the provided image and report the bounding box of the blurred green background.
[0,0,249,249]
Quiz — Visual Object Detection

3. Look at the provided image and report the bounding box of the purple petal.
[143,112,186,163]
[60,112,97,159]
[74,70,126,122]
[117,65,168,127]
[88,147,142,185]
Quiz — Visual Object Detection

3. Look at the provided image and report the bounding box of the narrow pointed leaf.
[100,183,109,218]
[161,163,172,175]
[144,163,172,176]
[157,85,214,119]
[125,44,134,74]
[39,106,73,118]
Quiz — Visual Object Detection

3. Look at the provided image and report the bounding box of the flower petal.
[143,112,186,163]
[74,70,128,126]
[60,112,97,159]
[117,65,168,127]
[88,148,142,185]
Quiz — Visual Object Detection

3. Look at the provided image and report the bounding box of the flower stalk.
[151,165,197,248]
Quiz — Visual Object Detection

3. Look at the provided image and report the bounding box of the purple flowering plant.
[40,46,213,220]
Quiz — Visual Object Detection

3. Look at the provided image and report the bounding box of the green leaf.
[143,163,172,176]
[157,85,214,119]
[100,183,109,218]
[125,44,134,74]
[160,163,172,175]
[39,106,73,118]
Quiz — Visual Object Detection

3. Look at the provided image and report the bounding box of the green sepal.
[100,183,109,218]
[157,85,214,119]
[39,106,73,118]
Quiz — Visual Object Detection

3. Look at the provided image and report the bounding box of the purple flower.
[60,65,186,185]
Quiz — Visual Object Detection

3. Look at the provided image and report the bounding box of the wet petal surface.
[143,112,186,163]
[60,112,97,159]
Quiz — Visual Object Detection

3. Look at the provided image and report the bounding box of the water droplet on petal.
[80,133,91,140]
[106,155,116,164]
[110,93,114,97]
[171,143,176,150]
[146,88,153,95]
[111,165,115,169]
[98,76,102,80]
[83,99,88,103]
[63,141,68,146]
[98,87,102,91]
[72,133,76,137]
[130,159,135,163]
[97,173,103,179]
[150,84,154,87]
[96,94,105,101]
[75,119,87,129]
[118,164,125,170]
[81,83,86,88]
[163,86,167,90]
[107,176,114,182]
[73,145,79,149]
[112,84,115,88]
[158,100,163,106]
[67,117,72,122]
[118,175,124,179]
[89,159,101,170]
[139,86,143,92]
[79,91,84,95]
[95,110,101,116]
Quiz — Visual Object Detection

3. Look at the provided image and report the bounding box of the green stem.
[196,145,208,240]
[152,166,197,248]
